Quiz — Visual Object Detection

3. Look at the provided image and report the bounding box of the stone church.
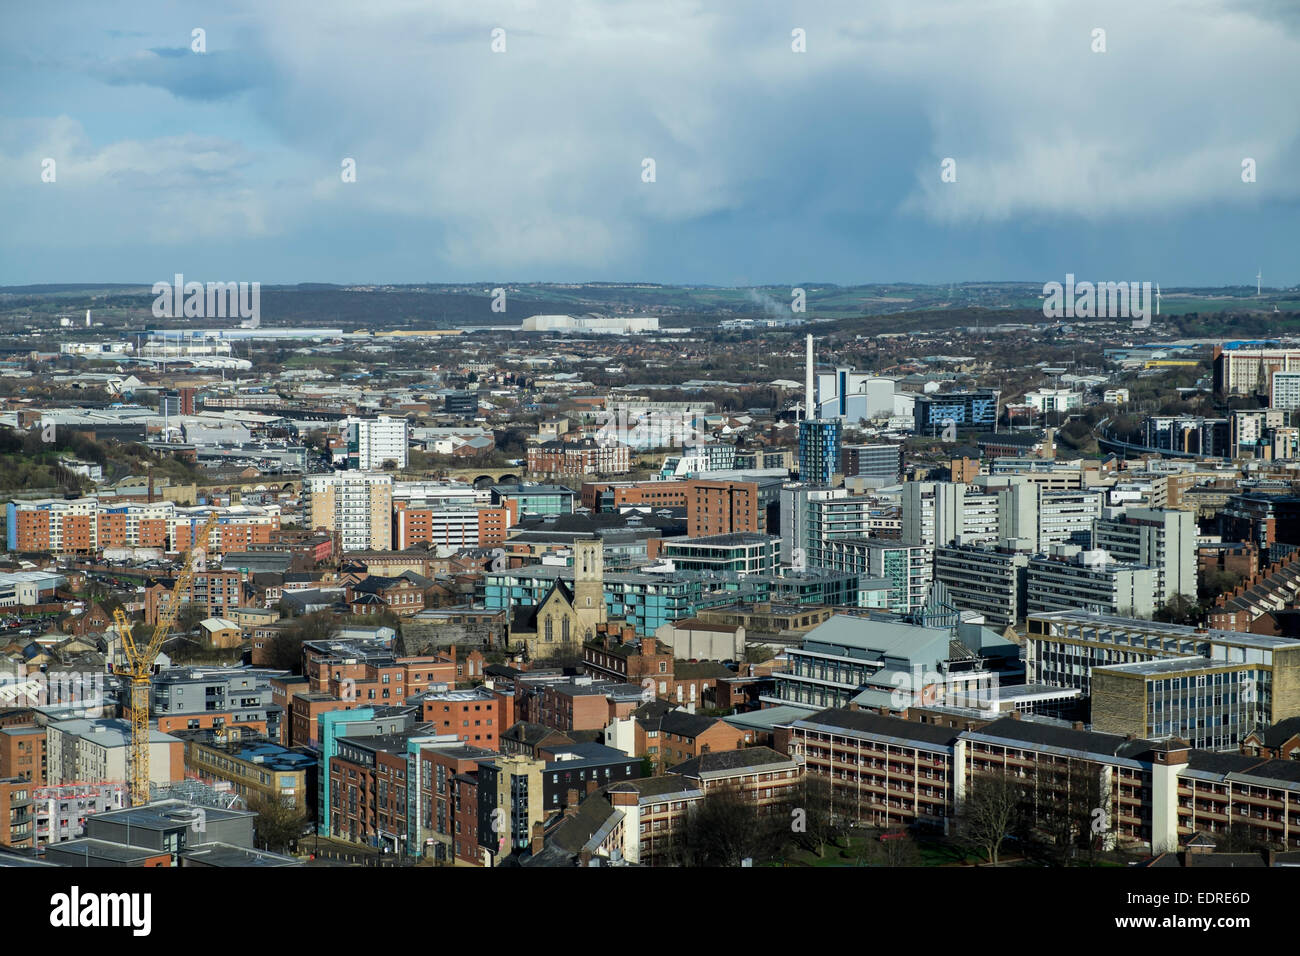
[508,540,607,660]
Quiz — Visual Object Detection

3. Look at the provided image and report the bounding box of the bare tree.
[786,773,844,858]
[1028,759,1112,864]
[674,784,787,867]
[958,772,1023,866]
[248,794,308,853]
[860,831,923,867]
[267,610,340,672]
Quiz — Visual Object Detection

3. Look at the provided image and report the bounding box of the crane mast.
[113,510,221,806]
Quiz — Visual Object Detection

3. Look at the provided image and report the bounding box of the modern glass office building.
[483,566,872,635]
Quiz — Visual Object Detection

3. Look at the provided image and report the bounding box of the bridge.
[198,477,302,498]
[198,471,550,497]
[1092,418,1220,461]
[435,467,524,488]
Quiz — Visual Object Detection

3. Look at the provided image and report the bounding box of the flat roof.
[1095,656,1247,677]
[44,838,166,863]
[90,800,251,831]
[1030,610,1300,650]
[180,842,301,867]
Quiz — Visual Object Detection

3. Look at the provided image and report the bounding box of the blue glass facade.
[484,568,865,635]
[799,419,842,485]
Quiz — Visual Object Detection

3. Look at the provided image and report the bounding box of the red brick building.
[145,570,246,624]
[685,479,763,537]
[0,778,35,849]
[0,724,46,785]
[477,503,518,547]
[528,439,630,478]
[581,480,688,512]
[328,734,410,847]
[289,693,363,749]
[413,741,494,864]
[417,687,509,749]
[346,575,426,617]
[581,629,731,708]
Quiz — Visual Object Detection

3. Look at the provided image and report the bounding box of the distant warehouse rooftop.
[521,314,659,334]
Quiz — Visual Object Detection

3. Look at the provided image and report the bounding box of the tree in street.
[248,794,309,854]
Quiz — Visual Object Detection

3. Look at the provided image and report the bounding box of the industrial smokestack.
[805,334,814,421]
[85,310,91,327]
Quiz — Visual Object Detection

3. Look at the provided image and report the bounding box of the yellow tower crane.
[113,510,221,806]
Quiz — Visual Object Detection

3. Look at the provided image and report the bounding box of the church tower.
[573,539,607,637]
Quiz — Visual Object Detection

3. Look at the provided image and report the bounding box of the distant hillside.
[2,281,1298,331]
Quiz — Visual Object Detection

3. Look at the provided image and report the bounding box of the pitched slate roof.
[668,745,796,779]
[1251,715,1300,748]
[502,721,572,748]
[793,707,962,748]
[969,715,1159,761]
[633,706,718,738]
[520,794,624,868]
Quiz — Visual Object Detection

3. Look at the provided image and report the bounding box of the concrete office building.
[1091,657,1272,751]
[913,389,1000,434]
[1213,344,1300,399]
[1023,388,1081,414]
[1024,610,1300,719]
[933,542,1031,628]
[443,391,479,417]
[1092,507,1196,607]
[902,479,1100,552]
[840,443,903,483]
[780,485,846,565]
[1270,370,1300,411]
[1026,547,1157,619]
[804,495,879,568]
[764,613,1019,713]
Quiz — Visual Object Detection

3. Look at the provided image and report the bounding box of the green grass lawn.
[283,354,351,368]
[777,833,984,867]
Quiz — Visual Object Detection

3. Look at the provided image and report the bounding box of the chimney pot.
[531,820,544,854]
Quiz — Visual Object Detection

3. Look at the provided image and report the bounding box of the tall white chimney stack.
[85,309,91,327]
[805,334,814,421]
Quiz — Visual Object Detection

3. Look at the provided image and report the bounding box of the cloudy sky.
[2,0,1297,287]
